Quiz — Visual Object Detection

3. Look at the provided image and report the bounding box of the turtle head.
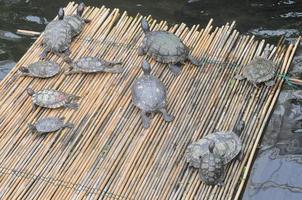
[58,8,65,20]
[141,18,150,33]
[142,59,151,75]
[262,46,271,59]
[234,120,245,136]
[18,67,29,74]
[77,2,85,16]
[208,141,215,153]
[26,88,35,96]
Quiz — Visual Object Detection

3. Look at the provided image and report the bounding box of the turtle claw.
[169,64,182,76]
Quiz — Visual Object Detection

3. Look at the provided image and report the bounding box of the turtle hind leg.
[141,110,151,129]
[28,123,37,133]
[265,79,276,87]
[168,63,182,76]
[159,108,174,122]
[138,47,146,56]
[65,102,79,110]
[234,74,245,81]
[40,47,50,60]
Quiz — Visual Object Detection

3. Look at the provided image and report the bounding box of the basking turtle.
[40,8,72,62]
[27,88,80,111]
[131,60,174,129]
[28,117,74,134]
[17,61,60,78]
[235,46,277,87]
[65,56,123,75]
[199,141,225,186]
[63,2,90,38]
[186,120,244,168]
[138,18,201,76]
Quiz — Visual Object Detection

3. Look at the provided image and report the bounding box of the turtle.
[131,60,174,129]
[186,120,244,168]
[28,117,74,134]
[27,88,80,111]
[138,18,201,76]
[234,46,277,88]
[199,141,225,186]
[40,8,72,62]
[63,2,91,38]
[64,56,123,75]
[16,60,60,78]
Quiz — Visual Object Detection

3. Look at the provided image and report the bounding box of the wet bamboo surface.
[0,2,299,200]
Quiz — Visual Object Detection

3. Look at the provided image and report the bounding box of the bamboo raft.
[0,2,299,200]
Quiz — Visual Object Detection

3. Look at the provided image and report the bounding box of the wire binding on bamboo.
[0,2,299,200]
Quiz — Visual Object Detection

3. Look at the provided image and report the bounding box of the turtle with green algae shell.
[63,2,91,38]
[16,61,60,78]
[138,18,202,76]
[27,88,80,111]
[28,117,74,134]
[131,60,174,129]
[186,120,244,169]
[199,141,226,186]
[235,46,277,88]
[40,8,72,62]
[64,56,123,75]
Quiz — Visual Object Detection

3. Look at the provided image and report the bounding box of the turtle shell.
[31,89,71,108]
[63,15,85,37]
[72,57,106,72]
[33,117,65,133]
[142,31,189,64]
[243,57,277,83]
[186,131,242,168]
[132,75,167,112]
[199,152,224,185]
[24,61,60,78]
[43,19,72,53]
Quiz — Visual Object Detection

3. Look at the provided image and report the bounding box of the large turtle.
[63,2,90,38]
[17,60,60,78]
[186,120,244,168]
[27,88,80,111]
[40,8,72,62]
[131,60,174,129]
[138,18,201,76]
[199,141,225,186]
[65,56,123,75]
[234,46,277,87]
[28,117,74,134]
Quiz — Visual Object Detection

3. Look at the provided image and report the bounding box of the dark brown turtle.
[17,60,60,78]
[27,88,80,111]
[199,141,225,186]
[65,56,123,75]
[186,120,244,168]
[40,8,72,62]
[28,117,74,134]
[235,46,277,87]
[63,2,91,38]
[131,60,174,129]
[138,18,201,76]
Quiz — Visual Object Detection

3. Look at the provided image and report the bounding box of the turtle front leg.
[138,46,146,56]
[168,63,182,76]
[252,82,259,88]
[40,47,50,60]
[265,79,276,87]
[31,103,37,112]
[63,122,74,129]
[28,123,37,133]
[237,151,244,161]
[62,49,72,64]
[84,18,91,23]
[159,108,174,122]
[141,110,151,129]
[234,74,245,81]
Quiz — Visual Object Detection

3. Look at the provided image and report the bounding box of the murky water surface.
[1,0,302,199]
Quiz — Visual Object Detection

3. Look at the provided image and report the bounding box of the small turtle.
[65,56,123,75]
[138,18,201,76]
[17,60,60,78]
[131,60,174,129]
[27,88,80,111]
[235,46,277,87]
[28,117,74,134]
[63,2,90,38]
[186,120,244,168]
[199,141,225,186]
[40,8,72,62]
